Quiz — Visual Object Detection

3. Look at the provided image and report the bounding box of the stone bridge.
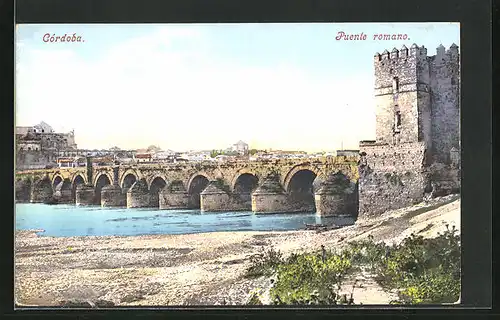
[15,156,360,216]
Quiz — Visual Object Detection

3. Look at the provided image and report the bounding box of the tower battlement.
[430,43,460,65]
[374,43,459,64]
[373,44,427,63]
[371,42,460,158]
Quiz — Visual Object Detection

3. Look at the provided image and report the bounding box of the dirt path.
[15,194,460,307]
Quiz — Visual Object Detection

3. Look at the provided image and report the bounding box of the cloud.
[15,26,376,152]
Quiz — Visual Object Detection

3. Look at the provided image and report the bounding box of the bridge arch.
[94,173,112,205]
[186,172,213,193]
[149,176,168,207]
[120,169,140,190]
[71,174,86,201]
[231,169,260,193]
[187,172,212,209]
[55,178,72,190]
[52,174,64,190]
[147,174,169,190]
[282,164,324,193]
[54,178,72,201]
[71,172,88,185]
[93,172,113,188]
[283,165,324,213]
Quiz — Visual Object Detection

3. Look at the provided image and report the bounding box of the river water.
[15,203,356,237]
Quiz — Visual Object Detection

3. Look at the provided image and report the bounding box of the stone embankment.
[15,194,460,307]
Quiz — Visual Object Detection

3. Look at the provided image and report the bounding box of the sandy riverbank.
[15,194,460,307]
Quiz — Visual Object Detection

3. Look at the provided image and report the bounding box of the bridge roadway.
[15,156,360,216]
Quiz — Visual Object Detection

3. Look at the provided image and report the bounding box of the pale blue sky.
[15,23,459,152]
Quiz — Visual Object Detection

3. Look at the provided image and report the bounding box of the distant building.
[90,156,115,166]
[134,153,153,163]
[231,140,249,155]
[33,121,54,133]
[153,151,172,160]
[57,157,84,168]
[15,121,78,170]
[74,156,87,167]
[150,150,178,163]
[17,139,41,152]
[16,126,35,136]
[215,155,230,162]
[336,150,360,157]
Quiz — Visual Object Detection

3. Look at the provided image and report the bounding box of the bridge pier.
[30,180,54,203]
[287,192,316,213]
[199,181,248,212]
[149,192,160,207]
[101,166,127,207]
[75,185,95,206]
[15,180,31,203]
[54,181,73,204]
[233,193,252,210]
[314,172,357,216]
[101,185,127,207]
[251,176,290,213]
[75,157,96,206]
[159,183,191,210]
[127,180,151,208]
[160,190,191,209]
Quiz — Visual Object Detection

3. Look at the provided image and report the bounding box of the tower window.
[394,111,402,133]
[393,77,399,92]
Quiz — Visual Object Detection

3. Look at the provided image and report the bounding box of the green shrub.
[245,225,460,306]
[244,247,284,278]
[270,253,353,305]
[247,290,264,305]
[343,235,388,268]
[395,266,460,304]
[348,225,460,304]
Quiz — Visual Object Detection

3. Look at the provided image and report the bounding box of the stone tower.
[358,44,460,217]
[373,45,432,150]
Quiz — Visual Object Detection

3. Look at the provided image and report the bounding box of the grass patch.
[244,246,355,305]
[270,250,354,305]
[245,225,460,305]
[244,247,284,278]
[344,225,460,304]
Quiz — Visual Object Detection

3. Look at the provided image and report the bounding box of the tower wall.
[373,45,432,148]
[429,45,460,163]
[358,142,427,216]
